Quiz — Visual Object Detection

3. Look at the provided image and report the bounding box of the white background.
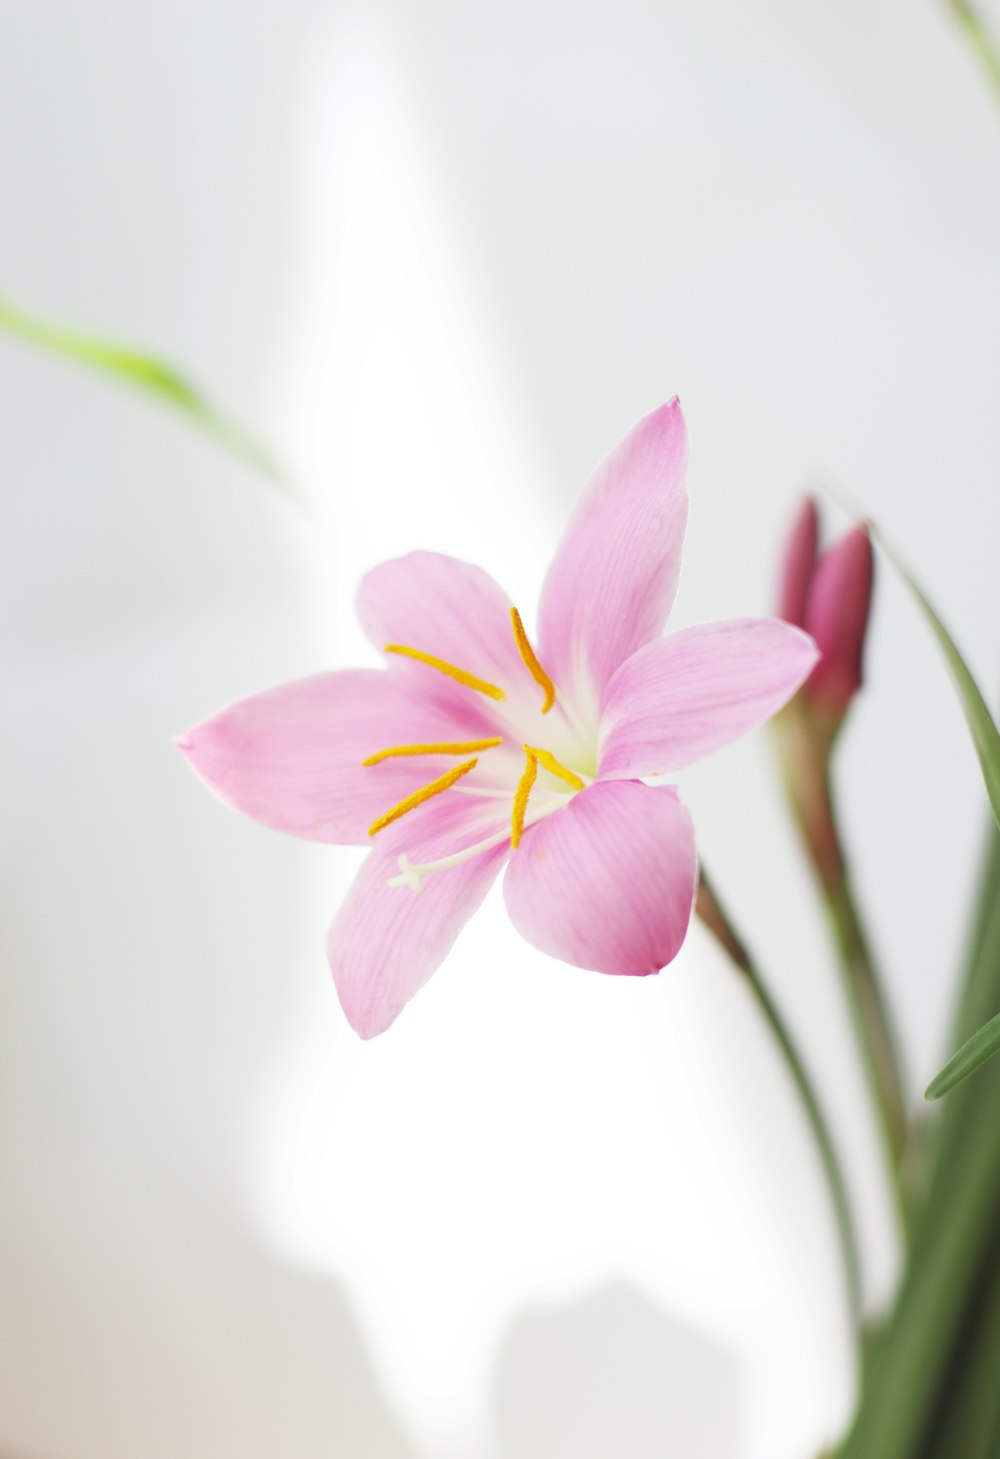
[2,2,999,1456]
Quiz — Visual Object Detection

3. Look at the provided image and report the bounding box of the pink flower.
[177,401,817,1037]
[777,496,874,718]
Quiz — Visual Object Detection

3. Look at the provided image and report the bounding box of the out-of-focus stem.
[696,868,862,1324]
[919,1225,1000,1459]
[775,705,909,1216]
[947,0,1000,106]
[835,826,1000,1459]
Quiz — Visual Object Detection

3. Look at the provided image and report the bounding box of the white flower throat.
[361,607,596,890]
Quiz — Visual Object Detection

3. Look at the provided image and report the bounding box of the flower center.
[362,609,592,886]
[511,745,584,846]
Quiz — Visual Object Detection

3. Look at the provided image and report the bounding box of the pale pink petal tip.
[504,780,697,976]
[328,798,509,1038]
[598,618,818,779]
[170,670,477,847]
[536,398,690,706]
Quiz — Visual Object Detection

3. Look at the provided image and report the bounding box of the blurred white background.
[2,1,999,1456]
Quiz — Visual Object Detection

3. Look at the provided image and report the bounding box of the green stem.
[946,0,1000,106]
[696,868,863,1325]
[918,1223,1000,1459]
[835,824,1000,1459]
[918,828,1000,1212]
[827,867,908,1156]
[775,706,909,1220]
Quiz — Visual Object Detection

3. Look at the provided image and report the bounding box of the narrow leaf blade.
[871,525,1000,832]
[0,296,285,483]
[926,1009,1000,1099]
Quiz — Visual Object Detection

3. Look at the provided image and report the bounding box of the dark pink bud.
[804,526,874,715]
[777,496,819,628]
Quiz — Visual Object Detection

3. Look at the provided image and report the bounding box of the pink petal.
[328,797,509,1038]
[357,551,530,714]
[536,400,689,715]
[598,619,819,779]
[503,780,696,975]
[176,670,484,846]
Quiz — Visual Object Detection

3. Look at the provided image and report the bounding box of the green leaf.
[870,525,1000,833]
[947,0,1000,111]
[926,1009,1000,1100]
[0,295,285,483]
[836,826,1000,1459]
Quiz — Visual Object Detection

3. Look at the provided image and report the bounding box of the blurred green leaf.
[947,0,1000,109]
[926,1010,1000,1100]
[836,826,1000,1459]
[0,295,285,483]
[871,525,1000,833]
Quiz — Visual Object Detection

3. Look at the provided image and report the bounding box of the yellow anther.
[511,743,584,849]
[526,744,585,791]
[510,607,556,713]
[510,747,538,849]
[384,644,506,701]
[362,738,502,767]
[367,758,479,837]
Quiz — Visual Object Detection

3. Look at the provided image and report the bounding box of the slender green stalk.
[918,1227,1000,1459]
[946,0,1000,107]
[825,868,909,1177]
[775,706,909,1215]
[696,868,862,1324]
[836,826,1000,1459]
[921,827,1000,1205]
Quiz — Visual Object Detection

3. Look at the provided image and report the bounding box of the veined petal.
[357,551,529,714]
[537,400,689,714]
[328,797,509,1038]
[176,670,483,846]
[503,780,696,975]
[598,619,818,779]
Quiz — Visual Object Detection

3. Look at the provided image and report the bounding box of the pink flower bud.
[777,496,819,628]
[805,525,874,714]
[777,499,874,718]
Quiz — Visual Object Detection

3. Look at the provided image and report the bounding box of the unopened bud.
[777,496,819,628]
[776,498,874,723]
[805,525,874,716]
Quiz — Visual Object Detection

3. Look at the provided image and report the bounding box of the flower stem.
[946,0,1000,107]
[696,867,863,1324]
[774,706,909,1222]
[825,868,911,1210]
[835,825,1000,1459]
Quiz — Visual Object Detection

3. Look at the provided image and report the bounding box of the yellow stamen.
[362,738,502,767]
[384,644,506,701]
[510,607,556,713]
[368,758,479,837]
[526,744,585,791]
[510,748,538,849]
